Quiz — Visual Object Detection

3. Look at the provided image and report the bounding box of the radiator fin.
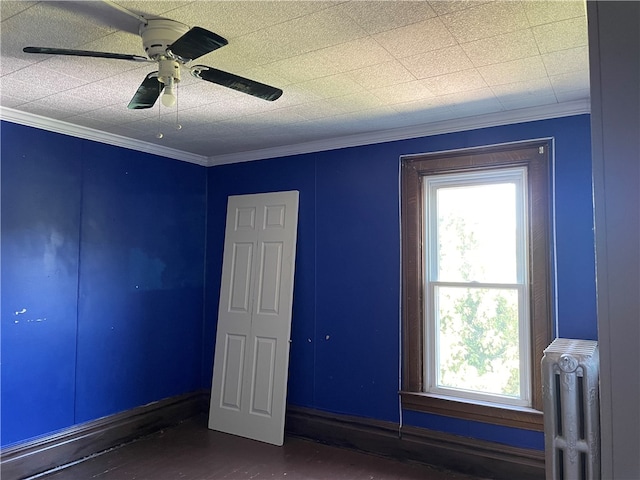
[542,338,600,480]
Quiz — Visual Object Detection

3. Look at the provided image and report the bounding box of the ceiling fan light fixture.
[158,58,180,107]
[161,78,177,107]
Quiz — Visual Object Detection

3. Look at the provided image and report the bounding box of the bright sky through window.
[425,169,530,406]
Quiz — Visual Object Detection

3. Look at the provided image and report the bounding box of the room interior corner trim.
[0,390,208,480]
[0,108,209,166]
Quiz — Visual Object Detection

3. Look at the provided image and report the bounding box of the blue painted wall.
[1,113,595,450]
[1,122,207,446]
[204,114,596,449]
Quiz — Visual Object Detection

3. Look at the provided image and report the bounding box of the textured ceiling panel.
[0,0,590,164]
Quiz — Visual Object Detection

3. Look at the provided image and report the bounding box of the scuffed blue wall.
[1,113,595,450]
[1,127,82,445]
[204,114,596,449]
[1,122,207,446]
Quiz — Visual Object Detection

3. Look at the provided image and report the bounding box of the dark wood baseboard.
[285,406,545,480]
[1,395,543,480]
[0,390,208,480]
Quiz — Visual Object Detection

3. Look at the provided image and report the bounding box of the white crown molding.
[0,107,209,166]
[207,99,591,166]
[1,100,590,169]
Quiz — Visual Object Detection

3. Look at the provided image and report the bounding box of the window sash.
[425,282,532,407]
[422,168,532,407]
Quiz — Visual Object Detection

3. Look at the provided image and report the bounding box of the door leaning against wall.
[209,191,299,446]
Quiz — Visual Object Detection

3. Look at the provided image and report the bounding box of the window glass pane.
[435,286,520,397]
[436,183,517,283]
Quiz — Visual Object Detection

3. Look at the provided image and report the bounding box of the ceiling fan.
[23,6,283,109]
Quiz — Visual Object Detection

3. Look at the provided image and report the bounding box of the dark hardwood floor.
[33,415,484,480]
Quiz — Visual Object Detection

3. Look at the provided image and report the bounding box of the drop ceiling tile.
[18,101,76,120]
[78,30,146,57]
[0,56,32,76]
[81,104,156,124]
[347,60,415,90]
[555,87,589,103]
[428,1,492,17]
[282,99,346,121]
[251,5,369,59]
[370,80,436,105]
[441,86,500,105]
[114,1,195,18]
[392,103,456,127]
[65,113,120,131]
[532,17,588,54]
[268,51,341,84]
[542,46,589,76]
[447,92,504,116]
[523,1,586,27]
[65,82,138,108]
[392,95,450,114]
[338,1,437,34]
[0,77,52,102]
[461,29,539,68]
[297,73,365,100]
[401,45,474,79]
[4,63,89,92]
[422,69,488,96]
[38,55,146,84]
[276,101,337,125]
[35,92,102,115]
[0,1,38,19]
[168,1,337,39]
[440,1,529,43]
[549,70,590,94]
[499,94,558,110]
[170,89,221,112]
[240,110,309,131]
[4,2,115,50]
[490,77,555,99]
[324,91,387,116]
[174,110,237,130]
[478,56,547,86]
[317,37,395,76]
[0,92,28,108]
[104,122,151,139]
[372,17,456,59]
[213,31,295,67]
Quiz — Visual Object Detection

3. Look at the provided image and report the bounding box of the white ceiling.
[0,1,590,166]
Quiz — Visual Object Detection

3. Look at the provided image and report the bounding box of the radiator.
[542,338,600,480]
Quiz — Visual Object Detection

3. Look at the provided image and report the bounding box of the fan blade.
[23,46,149,62]
[191,66,283,101]
[168,27,228,62]
[127,73,161,109]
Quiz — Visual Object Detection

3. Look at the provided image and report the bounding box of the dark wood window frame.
[400,140,553,431]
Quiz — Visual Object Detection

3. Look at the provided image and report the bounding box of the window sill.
[400,391,544,431]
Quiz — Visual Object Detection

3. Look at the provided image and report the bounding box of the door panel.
[257,242,283,315]
[251,336,277,415]
[209,191,299,446]
[220,334,245,410]
[229,243,253,312]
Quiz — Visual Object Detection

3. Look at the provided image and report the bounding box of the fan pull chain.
[175,81,182,130]
[156,98,164,139]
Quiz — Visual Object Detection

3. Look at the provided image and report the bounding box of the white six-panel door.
[209,191,299,446]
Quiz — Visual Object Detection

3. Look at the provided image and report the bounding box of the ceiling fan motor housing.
[158,58,181,84]
[140,19,189,60]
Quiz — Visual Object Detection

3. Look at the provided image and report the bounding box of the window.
[400,141,552,431]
